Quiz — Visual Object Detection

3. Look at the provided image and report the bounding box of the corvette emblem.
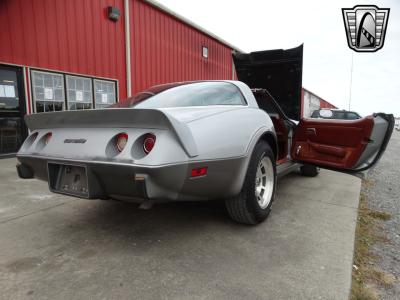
[342,5,390,52]
[64,139,87,144]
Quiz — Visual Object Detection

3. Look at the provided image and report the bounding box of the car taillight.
[44,132,52,145]
[116,133,128,152]
[143,133,156,154]
[191,167,207,177]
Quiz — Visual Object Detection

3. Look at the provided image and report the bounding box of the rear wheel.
[299,164,320,177]
[225,141,277,225]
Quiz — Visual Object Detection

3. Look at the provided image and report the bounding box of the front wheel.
[225,141,277,225]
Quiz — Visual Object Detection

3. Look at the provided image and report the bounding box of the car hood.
[233,44,303,120]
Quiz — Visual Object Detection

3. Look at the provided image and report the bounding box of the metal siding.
[0,0,127,100]
[319,99,337,109]
[130,0,233,93]
[302,89,338,117]
[1,0,236,101]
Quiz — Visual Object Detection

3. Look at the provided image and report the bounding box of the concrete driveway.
[0,158,361,300]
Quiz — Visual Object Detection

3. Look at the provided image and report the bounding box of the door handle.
[306,128,316,135]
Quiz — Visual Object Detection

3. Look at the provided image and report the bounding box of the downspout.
[124,0,132,98]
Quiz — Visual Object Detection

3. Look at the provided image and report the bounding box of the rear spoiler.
[25,108,198,158]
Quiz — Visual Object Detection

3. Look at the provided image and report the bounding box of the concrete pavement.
[0,158,361,299]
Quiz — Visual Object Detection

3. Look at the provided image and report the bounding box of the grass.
[351,180,394,300]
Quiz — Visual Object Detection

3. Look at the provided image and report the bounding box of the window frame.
[31,70,66,113]
[202,46,208,58]
[65,74,94,111]
[30,68,118,113]
[93,78,117,108]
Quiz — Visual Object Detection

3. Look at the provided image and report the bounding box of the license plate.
[48,163,89,198]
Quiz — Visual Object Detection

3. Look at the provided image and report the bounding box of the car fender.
[224,125,277,197]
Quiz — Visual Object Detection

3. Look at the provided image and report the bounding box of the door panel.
[291,115,392,171]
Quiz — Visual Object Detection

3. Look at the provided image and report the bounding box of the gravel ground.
[362,129,400,299]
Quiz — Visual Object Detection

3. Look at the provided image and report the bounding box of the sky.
[158,0,400,117]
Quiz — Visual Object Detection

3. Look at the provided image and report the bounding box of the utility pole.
[348,52,354,111]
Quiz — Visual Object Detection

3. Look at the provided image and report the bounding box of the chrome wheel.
[255,155,274,209]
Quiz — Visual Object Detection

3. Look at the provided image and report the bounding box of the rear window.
[113,82,246,108]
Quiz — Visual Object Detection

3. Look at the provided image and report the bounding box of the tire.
[299,164,320,177]
[225,141,277,225]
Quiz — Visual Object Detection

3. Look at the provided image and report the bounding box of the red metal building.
[0,0,239,155]
[0,0,337,156]
[301,88,337,118]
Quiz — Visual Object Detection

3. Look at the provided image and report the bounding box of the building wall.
[129,0,234,93]
[0,0,127,101]
[0,0,235,106]
[302,88,337,117]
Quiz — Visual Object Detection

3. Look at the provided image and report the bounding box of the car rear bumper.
[16,155,248,203]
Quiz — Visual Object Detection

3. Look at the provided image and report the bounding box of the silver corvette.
[16,46,394,224]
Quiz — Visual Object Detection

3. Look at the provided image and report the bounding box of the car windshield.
[111,82,246,108]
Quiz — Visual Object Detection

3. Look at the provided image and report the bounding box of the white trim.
[0,61,24,68]
[29,66,119,83]
[23,66,30,115]
[124,0,132,97]
[232,59,236,80]
[143,0,243,52]
[0,61,119,83]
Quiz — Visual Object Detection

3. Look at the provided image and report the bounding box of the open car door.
[233,45,394,174]
[291,113,394,174]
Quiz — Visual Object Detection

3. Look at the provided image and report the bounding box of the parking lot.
[0,158,361,299]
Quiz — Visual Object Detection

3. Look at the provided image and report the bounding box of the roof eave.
[142,0,243,53]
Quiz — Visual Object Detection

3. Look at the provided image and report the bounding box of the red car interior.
[291,117,374,169]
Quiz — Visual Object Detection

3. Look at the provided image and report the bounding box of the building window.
[31,71,64,112]
[94,79,116,108]
[202,46,208,58]
[66,75,93,110]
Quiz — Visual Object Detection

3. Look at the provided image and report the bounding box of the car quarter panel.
[186,107,274,161]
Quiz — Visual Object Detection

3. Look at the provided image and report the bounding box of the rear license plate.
[48,163,89,198]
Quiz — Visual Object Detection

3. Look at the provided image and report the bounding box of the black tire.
[225,141,277,225]
[299,164,320,177]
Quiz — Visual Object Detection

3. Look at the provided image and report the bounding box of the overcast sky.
[158,0,400,117]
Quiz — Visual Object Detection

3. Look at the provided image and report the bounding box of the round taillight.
[44,132,52,145]
[143,134,156,154]
[116,133,128,152]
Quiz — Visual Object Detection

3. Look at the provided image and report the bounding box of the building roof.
[143,0,243,52]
